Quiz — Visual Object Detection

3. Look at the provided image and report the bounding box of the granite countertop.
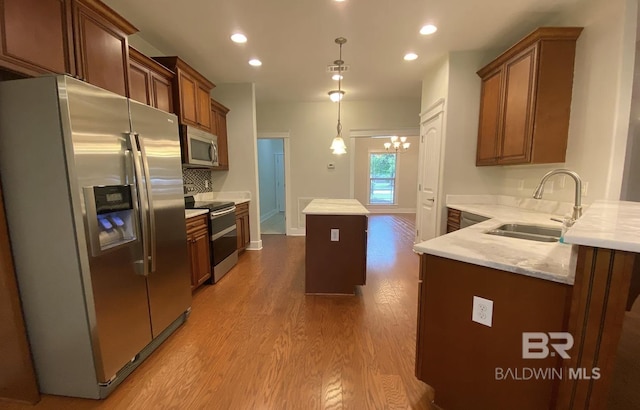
[414,198,577,285]
[303,199,369,215]
[563,200,640,252]
[185,209,209,219]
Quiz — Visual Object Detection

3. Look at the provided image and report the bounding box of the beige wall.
[420,0,637,228]
[256,99,420,232]
[622,40,640,201]
[210,83,262,249]
[495,0,637,202]
[353,136,419,212]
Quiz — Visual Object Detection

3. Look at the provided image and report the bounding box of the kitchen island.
[303,199,369,294]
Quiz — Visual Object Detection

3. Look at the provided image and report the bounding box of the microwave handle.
[211,141,218,163]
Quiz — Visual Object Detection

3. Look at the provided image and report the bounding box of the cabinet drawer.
[447,208,461,223]
[186,214,208,234]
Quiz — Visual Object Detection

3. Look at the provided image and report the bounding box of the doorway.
[257,138,286,234]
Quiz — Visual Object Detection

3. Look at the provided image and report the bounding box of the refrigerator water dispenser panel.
[84,185,137,255]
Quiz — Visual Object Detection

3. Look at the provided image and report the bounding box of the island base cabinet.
[305,214,367,294]
[415,254,572,410]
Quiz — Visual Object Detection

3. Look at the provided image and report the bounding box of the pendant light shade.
[330,37,347,155]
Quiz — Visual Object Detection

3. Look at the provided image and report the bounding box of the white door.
[275,153,285,212]
[416,102,444,242]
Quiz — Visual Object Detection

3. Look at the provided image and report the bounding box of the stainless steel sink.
[485,224,562,243]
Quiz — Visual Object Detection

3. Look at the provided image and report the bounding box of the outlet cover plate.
[472,296,493,327]
[330,229,339,241]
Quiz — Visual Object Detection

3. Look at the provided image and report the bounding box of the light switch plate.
[472,296,493,327]
[330,229,339,241]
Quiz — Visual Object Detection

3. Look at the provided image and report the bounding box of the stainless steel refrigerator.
[0,76,192,399]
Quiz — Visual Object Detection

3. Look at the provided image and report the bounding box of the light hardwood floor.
[2,214,435,410]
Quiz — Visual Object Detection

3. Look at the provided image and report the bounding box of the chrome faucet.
[533,169,583,221]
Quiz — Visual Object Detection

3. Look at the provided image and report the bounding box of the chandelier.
[384,136,410,153]
[329,37,348,155]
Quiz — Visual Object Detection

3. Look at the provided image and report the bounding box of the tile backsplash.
[182,168,212,194]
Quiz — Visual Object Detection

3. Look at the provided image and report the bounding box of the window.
[369,153,397,204]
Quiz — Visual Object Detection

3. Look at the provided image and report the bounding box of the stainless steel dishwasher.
[460,211,490,228]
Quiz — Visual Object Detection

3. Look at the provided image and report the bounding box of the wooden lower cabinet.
[416,254,572,410]
[305,214,368,294]
[446,208,461,233]
[235,202,250,253]
[186,214,211,291]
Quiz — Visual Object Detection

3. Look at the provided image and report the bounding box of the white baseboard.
[260,208,279,223]
[287,227,306,236]
[246,240,263,250]
[366,208,416,214]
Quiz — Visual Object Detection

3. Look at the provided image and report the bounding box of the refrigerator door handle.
[137,135,156,273]
[128,132,150,276]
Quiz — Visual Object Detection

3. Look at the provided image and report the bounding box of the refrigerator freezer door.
[64,78,153,382]
[129,100,191,337]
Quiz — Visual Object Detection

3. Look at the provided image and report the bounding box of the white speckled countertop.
[303,199,369,215]
[194,191,251,205]
[563,200,640,252]
[185,209,209,219]
[414,196,577,285]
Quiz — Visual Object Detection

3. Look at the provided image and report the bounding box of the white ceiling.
[104,0,581,103]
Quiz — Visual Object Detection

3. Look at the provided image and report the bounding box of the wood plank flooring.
[2,213,435,409]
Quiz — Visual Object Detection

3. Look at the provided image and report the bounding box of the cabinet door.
[196,85,211,130]
[192,228,211,287]
[0,0,73,76]
[499,46,537,164]
[151,73,173,113]
[235,215,244,250]
[178,71,198,126]
[211,106,229,170]
[72,0,129,96]
[242,213,250,248]
[476,69,502,166]
[128,58,151,105]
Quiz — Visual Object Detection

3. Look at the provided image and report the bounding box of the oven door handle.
[211,225,237,241]
[210,206,236,218]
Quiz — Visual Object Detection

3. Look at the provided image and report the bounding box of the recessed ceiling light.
[332,74,343,81]
[420,24,438,35]
[231,33,247,43]
[249,59,262,67]
[334,0,346,2]
[404,53,418,61]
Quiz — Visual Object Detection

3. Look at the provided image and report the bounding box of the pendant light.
[330,37,348,155]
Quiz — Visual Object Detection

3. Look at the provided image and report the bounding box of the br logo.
[522,332,574,359]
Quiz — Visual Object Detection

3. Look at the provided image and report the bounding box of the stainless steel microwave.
[183,125,218,167]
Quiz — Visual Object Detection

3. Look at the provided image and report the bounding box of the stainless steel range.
[185,196,238,282]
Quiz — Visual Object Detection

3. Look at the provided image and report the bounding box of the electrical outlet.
[581,182,589,197]
[472,296,494,327]
[330,229,340,241]
[545,181,554,194]
[205,180,209,188]
[517,180,525,191]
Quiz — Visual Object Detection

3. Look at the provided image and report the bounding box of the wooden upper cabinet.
[178,71,198,125]
[0,0,74,76]
[476,27,582,166]
[196,85,211,129]
[501,46,536,164]
[153,56,215,133]
[71,0,137,97]
[211,98,230,171]
[476,69,502,165]
[128,46,174,112]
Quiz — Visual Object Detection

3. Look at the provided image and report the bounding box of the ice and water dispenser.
[84,185,137,255]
